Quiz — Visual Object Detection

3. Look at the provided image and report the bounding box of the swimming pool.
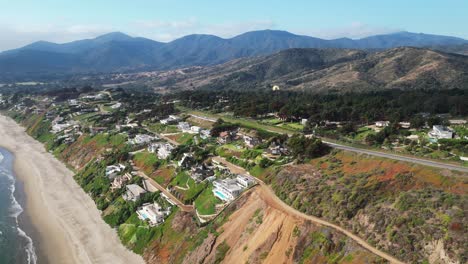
[214,190,229,201]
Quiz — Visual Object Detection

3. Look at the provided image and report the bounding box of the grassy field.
[152,165,175,187]
[194,184,221,215]
[133,151,160,175]
[166,133,195,145]
[171,171,206,203]
[180,107,294,135]
[146,123,179,134]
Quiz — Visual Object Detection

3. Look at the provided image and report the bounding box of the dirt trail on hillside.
[212,156,404,264]
[257,183,405,264]
[197,189,385,264]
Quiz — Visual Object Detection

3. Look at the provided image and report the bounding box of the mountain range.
[147,47,468,93]
[1,30,468,79]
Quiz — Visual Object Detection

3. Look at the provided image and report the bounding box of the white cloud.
[0,23,114,51]
[299,22,402,39]
[134,18,276,42]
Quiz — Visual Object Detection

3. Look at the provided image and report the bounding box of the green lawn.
[279,122,304,131]
[171,171,206,203]
[180,108,293,135]
[147,123,179,134]
[171,171,190,187]
[175,133,195,144]
[354,127,375,141]
[134,152,160,175]
[195,184,221,215]
[260,118,283,125]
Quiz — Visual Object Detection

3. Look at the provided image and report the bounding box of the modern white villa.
[212,178,243,202]
[136,202,171,226]
[236,174,256,188]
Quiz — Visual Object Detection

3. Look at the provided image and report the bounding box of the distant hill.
[0,30,467,79]
[150,47,468,93]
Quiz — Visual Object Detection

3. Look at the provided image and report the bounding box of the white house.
[136,202,171,226]
[178,122,191,132]
[51,123,73,134]
[375,121,390,128]
[130,134,156,145]
[190,126,201,133]
[449,120,467,125]
[160,115,181,125]
[428,125,453,139]
[123,184,147,202]
[157,144,174,159]
[398,122,411,129]
[200,129,211,139]
[236,174,255,188]
[148,143,162,153]
[110,102,122,109]
[212,179,243,202]
[106,164,126,179]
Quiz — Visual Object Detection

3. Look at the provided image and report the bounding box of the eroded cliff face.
[144,189,384,264]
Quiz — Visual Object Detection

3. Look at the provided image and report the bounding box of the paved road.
[324,141,468,173]
[212,156,404,263]
[190,112,467,173]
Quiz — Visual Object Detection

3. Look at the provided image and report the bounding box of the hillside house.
[158,144,174,159]
[190,164,215,183]
[106,164,126,179]
[178,153,194,168]
[375,121,390,128]
[178,122,191,132]
[236,174,255,188]
[428,125,453,139]
[136,202,171,226]
[200,129,211,139]
[160,115,181,125]
[129,134,157,145]
[218,131,235,144]
[212,178,243,202]
[243,135,261,148]
[110,173,132,190]
[123,184,147,202]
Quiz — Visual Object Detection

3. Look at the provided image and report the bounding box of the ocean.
[0,148,37,264]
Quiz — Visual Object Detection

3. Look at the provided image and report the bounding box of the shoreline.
[15,176,46,263]
[0,114,144,264]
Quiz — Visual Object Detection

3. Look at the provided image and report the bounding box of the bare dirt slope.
[187,188,384,264]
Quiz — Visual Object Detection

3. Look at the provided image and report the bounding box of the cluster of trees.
[287,135,330,160]
[210,119,239,137]
[172,89,467,123]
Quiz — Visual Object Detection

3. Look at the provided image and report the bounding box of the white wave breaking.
[0,151,38,264]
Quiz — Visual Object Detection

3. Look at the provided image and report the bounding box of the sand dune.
[0,115,144,264]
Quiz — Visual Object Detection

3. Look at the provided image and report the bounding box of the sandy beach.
[0,114,144,264]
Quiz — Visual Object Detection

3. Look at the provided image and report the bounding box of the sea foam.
[0,151,37,264]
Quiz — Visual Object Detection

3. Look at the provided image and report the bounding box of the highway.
[324,141,468,173]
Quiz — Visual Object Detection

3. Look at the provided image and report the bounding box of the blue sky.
[1,0,467,50]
